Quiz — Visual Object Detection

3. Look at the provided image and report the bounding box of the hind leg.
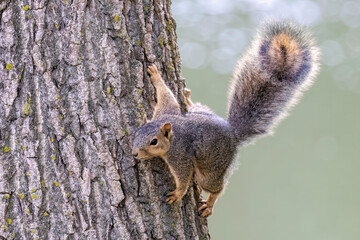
[198,192,221,217]
[195,167,224,217]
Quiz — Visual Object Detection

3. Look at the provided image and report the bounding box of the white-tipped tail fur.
[227,20,320,145]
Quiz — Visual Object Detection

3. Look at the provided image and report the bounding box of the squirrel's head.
[132,121,173,160]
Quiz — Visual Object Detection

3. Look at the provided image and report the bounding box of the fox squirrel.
[132,20,320,217]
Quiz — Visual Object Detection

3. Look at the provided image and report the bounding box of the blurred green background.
[172,0,360,239]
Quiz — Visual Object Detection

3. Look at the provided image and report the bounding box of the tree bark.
[0,0,209,239]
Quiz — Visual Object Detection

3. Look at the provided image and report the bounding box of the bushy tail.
[227,20,320,145]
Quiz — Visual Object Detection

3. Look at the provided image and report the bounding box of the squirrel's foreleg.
[147,65,181,118]
[165,161,193,204]
[184,88,194,107]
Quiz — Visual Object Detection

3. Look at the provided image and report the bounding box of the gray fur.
[135,111,237,194]
[228,20,320,144]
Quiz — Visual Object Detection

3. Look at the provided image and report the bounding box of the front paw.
[147,65,159,76]
[184,88,191,98]
[147,65,161,83]
[198,200,213,217]
[166,190,183,204]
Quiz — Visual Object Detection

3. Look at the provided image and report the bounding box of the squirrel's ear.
[160,123,172,139]
[141,113,148,126]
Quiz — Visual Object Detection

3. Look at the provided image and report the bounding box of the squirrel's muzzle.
[132,149,138,157]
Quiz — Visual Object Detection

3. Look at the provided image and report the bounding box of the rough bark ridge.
[0,0,209,239]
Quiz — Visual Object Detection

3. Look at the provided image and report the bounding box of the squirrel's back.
[160,112,235,145]
[154,112,236,156]
[227,20,320,145]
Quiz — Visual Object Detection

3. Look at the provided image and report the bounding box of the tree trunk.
[0,0,209,239]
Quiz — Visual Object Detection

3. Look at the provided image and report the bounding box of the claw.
[167,191,175,196]
[147,65,158,76]
[147,67,151,74]
[165,190,182,204]
[166,195,177,204]
[200,207,212,217]
[198,201,213,217]
[198,204,207,211]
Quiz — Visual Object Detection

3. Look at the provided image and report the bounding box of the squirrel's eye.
[150,138,158,145]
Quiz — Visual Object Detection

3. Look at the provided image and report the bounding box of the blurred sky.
[172,0,360,239]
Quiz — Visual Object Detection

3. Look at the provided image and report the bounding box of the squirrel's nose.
[132,149,138,157]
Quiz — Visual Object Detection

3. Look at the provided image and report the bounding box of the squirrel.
[132,20,320,217]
